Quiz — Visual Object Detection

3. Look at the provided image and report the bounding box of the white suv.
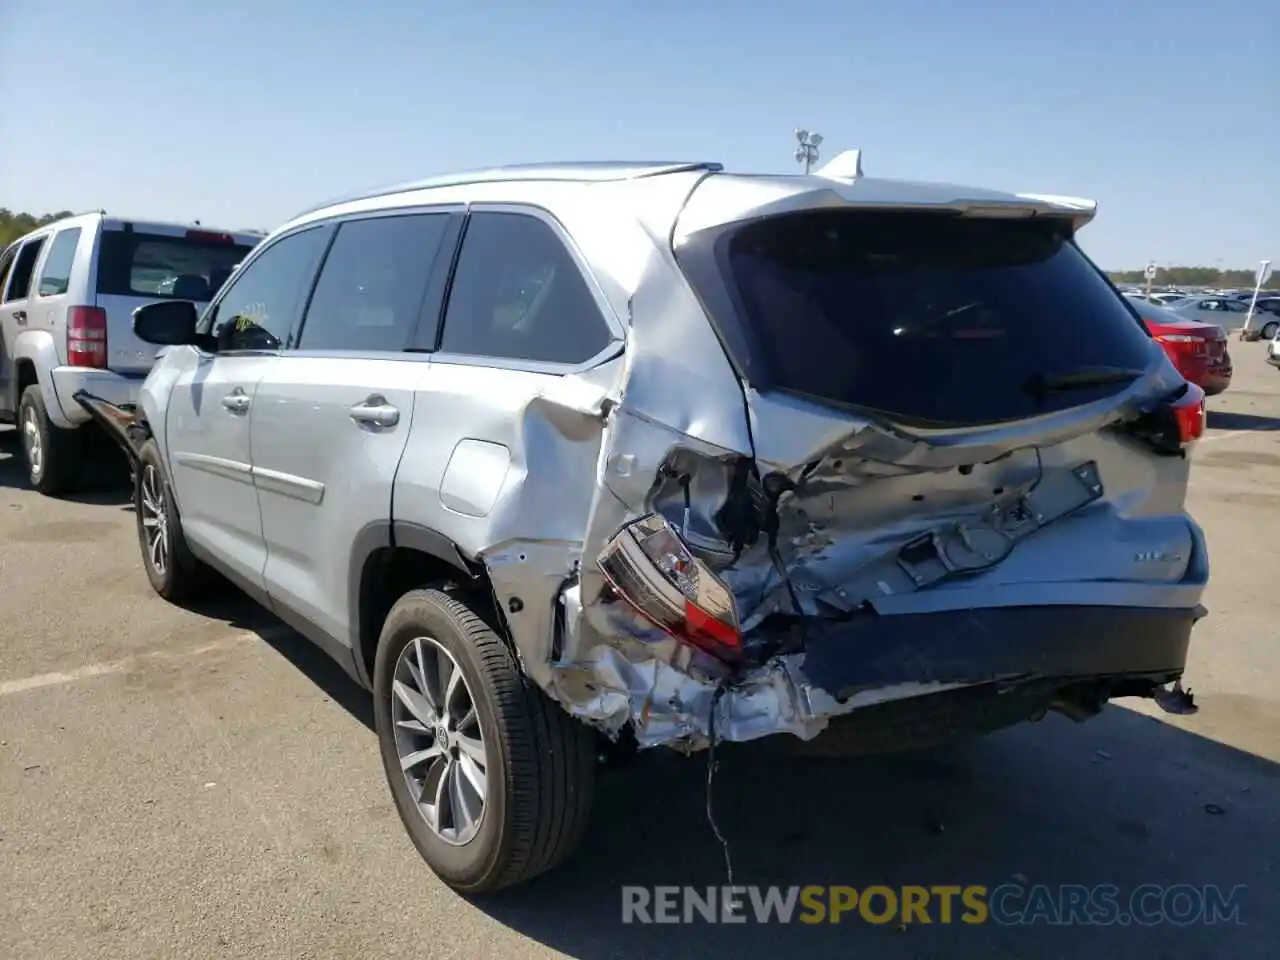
[0,213,259,493]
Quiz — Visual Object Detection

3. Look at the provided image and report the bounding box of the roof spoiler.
[813,150,1096,226]
[813,149,864,181]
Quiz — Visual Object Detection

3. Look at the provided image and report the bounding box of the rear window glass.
[96,230,255,301]
[677,210,1158,426]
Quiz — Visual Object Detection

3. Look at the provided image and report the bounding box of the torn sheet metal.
[479,373,1200,753]
[546,460,1104,748]
[71,390,146,466]
[488,376,1149,751]
[738,458,1106,628]
[556,638,970,749]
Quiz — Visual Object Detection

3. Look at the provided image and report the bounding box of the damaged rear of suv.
[568,156,1206,756]
[104,153,1207,894]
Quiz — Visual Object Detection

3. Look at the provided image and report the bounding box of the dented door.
[391,208,627,690]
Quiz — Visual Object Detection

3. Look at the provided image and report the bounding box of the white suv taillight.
[67,306,108,368]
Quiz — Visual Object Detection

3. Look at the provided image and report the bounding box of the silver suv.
[0,212,259,493]
[94,156,1210,893]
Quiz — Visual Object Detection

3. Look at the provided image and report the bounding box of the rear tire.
[1261,320,1279,340]
[134,439,211,601]
[373,588,596,894]
[18,386,84,495]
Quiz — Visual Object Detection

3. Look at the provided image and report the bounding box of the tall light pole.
[1242,259,1273,339]
[794,128,823,174]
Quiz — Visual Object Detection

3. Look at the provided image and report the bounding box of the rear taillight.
[1156,334,1208,356]
[597,514,742,663]
[67,306,108,368]
[1118,382,1206,455]
[1170,382,1207,445]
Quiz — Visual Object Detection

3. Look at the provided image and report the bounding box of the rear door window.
[2,237,48,303]
[36,227,82,297]
[436,211,614,365]
[298,213,451,352]
[677,210,1158,426]
[96,229,255,302]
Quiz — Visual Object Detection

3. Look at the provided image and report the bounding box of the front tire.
[134,439,210,601]
[373,588,596,894]
[18,385,84,495]
[1261,320,1279,340]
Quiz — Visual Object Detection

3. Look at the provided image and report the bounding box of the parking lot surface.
[2,351,1279,959]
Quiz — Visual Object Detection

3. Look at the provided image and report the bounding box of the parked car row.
[0,212,260,493]
[1123,288,1280,340]
[1122,287,1279,303]
[1127,297,1233,396]
[11,156,1209,894]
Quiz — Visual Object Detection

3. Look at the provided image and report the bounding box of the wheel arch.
[8,330,62,421]
[351,520,503,689]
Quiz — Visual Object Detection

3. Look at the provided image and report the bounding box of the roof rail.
[299,160,723,217]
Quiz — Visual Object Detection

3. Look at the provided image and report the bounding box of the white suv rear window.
[96,229,254,301]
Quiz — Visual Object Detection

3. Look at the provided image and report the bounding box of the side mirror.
[133,300,198,346]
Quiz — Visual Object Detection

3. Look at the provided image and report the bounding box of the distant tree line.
[1107,266,1264,288]
[0,209,75,247]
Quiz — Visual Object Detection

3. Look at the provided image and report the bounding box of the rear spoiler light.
[185,229,238,244]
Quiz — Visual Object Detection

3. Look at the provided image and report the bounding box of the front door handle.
[221,390,251,414]
[349,396,399,428]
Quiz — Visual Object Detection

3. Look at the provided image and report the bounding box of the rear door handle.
[349,396,399,428]
[221,390,251,414]
[13,309,27,324]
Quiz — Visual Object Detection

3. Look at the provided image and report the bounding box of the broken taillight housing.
[597,514,742,663]
[1170,382,1207,444]
[1123,382,1206,454]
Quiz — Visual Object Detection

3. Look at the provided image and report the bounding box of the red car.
[1129,297,1232,396]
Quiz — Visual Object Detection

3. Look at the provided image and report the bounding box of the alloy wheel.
[139,464,169,577]
[391,636,489,846]
[21,406,42,482]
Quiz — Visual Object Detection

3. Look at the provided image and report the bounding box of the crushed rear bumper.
[569,603,1203,749]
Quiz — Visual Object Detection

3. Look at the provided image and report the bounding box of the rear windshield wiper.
[1022,367,1144,397]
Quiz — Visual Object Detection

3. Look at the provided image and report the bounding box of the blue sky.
[1,0,1275,269]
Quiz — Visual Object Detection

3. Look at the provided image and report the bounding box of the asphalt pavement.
[2,350,1278,959]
